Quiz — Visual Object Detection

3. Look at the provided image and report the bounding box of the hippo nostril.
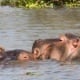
[73,44,77,48]
[72,41,78,48]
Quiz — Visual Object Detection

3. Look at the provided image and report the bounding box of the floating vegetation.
[26,72,42,76]
[66,2,80,8]
[0,0,80,8]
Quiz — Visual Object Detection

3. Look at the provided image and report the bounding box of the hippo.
[32,33,80,62]
[32,38,63,60]
[0,49,34,61]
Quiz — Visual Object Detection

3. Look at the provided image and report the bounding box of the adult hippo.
[32,33,80,62]
[32,38,63,60]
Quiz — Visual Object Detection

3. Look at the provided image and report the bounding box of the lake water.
[0,6,80,80]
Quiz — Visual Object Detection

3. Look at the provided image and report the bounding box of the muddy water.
[0,6,80,80]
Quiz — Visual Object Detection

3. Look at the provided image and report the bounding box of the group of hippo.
[0,33,80,63]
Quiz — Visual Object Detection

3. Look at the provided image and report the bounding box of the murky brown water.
[0,6,80,80]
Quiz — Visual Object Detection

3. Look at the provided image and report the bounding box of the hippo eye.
[24,56,29,59]
[24,57,27,58]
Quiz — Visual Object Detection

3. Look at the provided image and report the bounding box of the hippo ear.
[72,39,79,48]
[33,48,40,58]
[59,34,68,42]
[0,46,5,53]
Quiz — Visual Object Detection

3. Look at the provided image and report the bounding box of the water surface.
[0,6,80,80]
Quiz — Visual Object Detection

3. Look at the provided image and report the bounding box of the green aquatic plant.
[26,72,36,76]
[66,2,80,8]
[26,72,42,76]
[25,0,53,9]
[0,0,80,8]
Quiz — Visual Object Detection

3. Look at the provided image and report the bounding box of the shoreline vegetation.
[0,0,80,9]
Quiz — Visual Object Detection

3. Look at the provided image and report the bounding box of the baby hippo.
[1,49,34,61]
